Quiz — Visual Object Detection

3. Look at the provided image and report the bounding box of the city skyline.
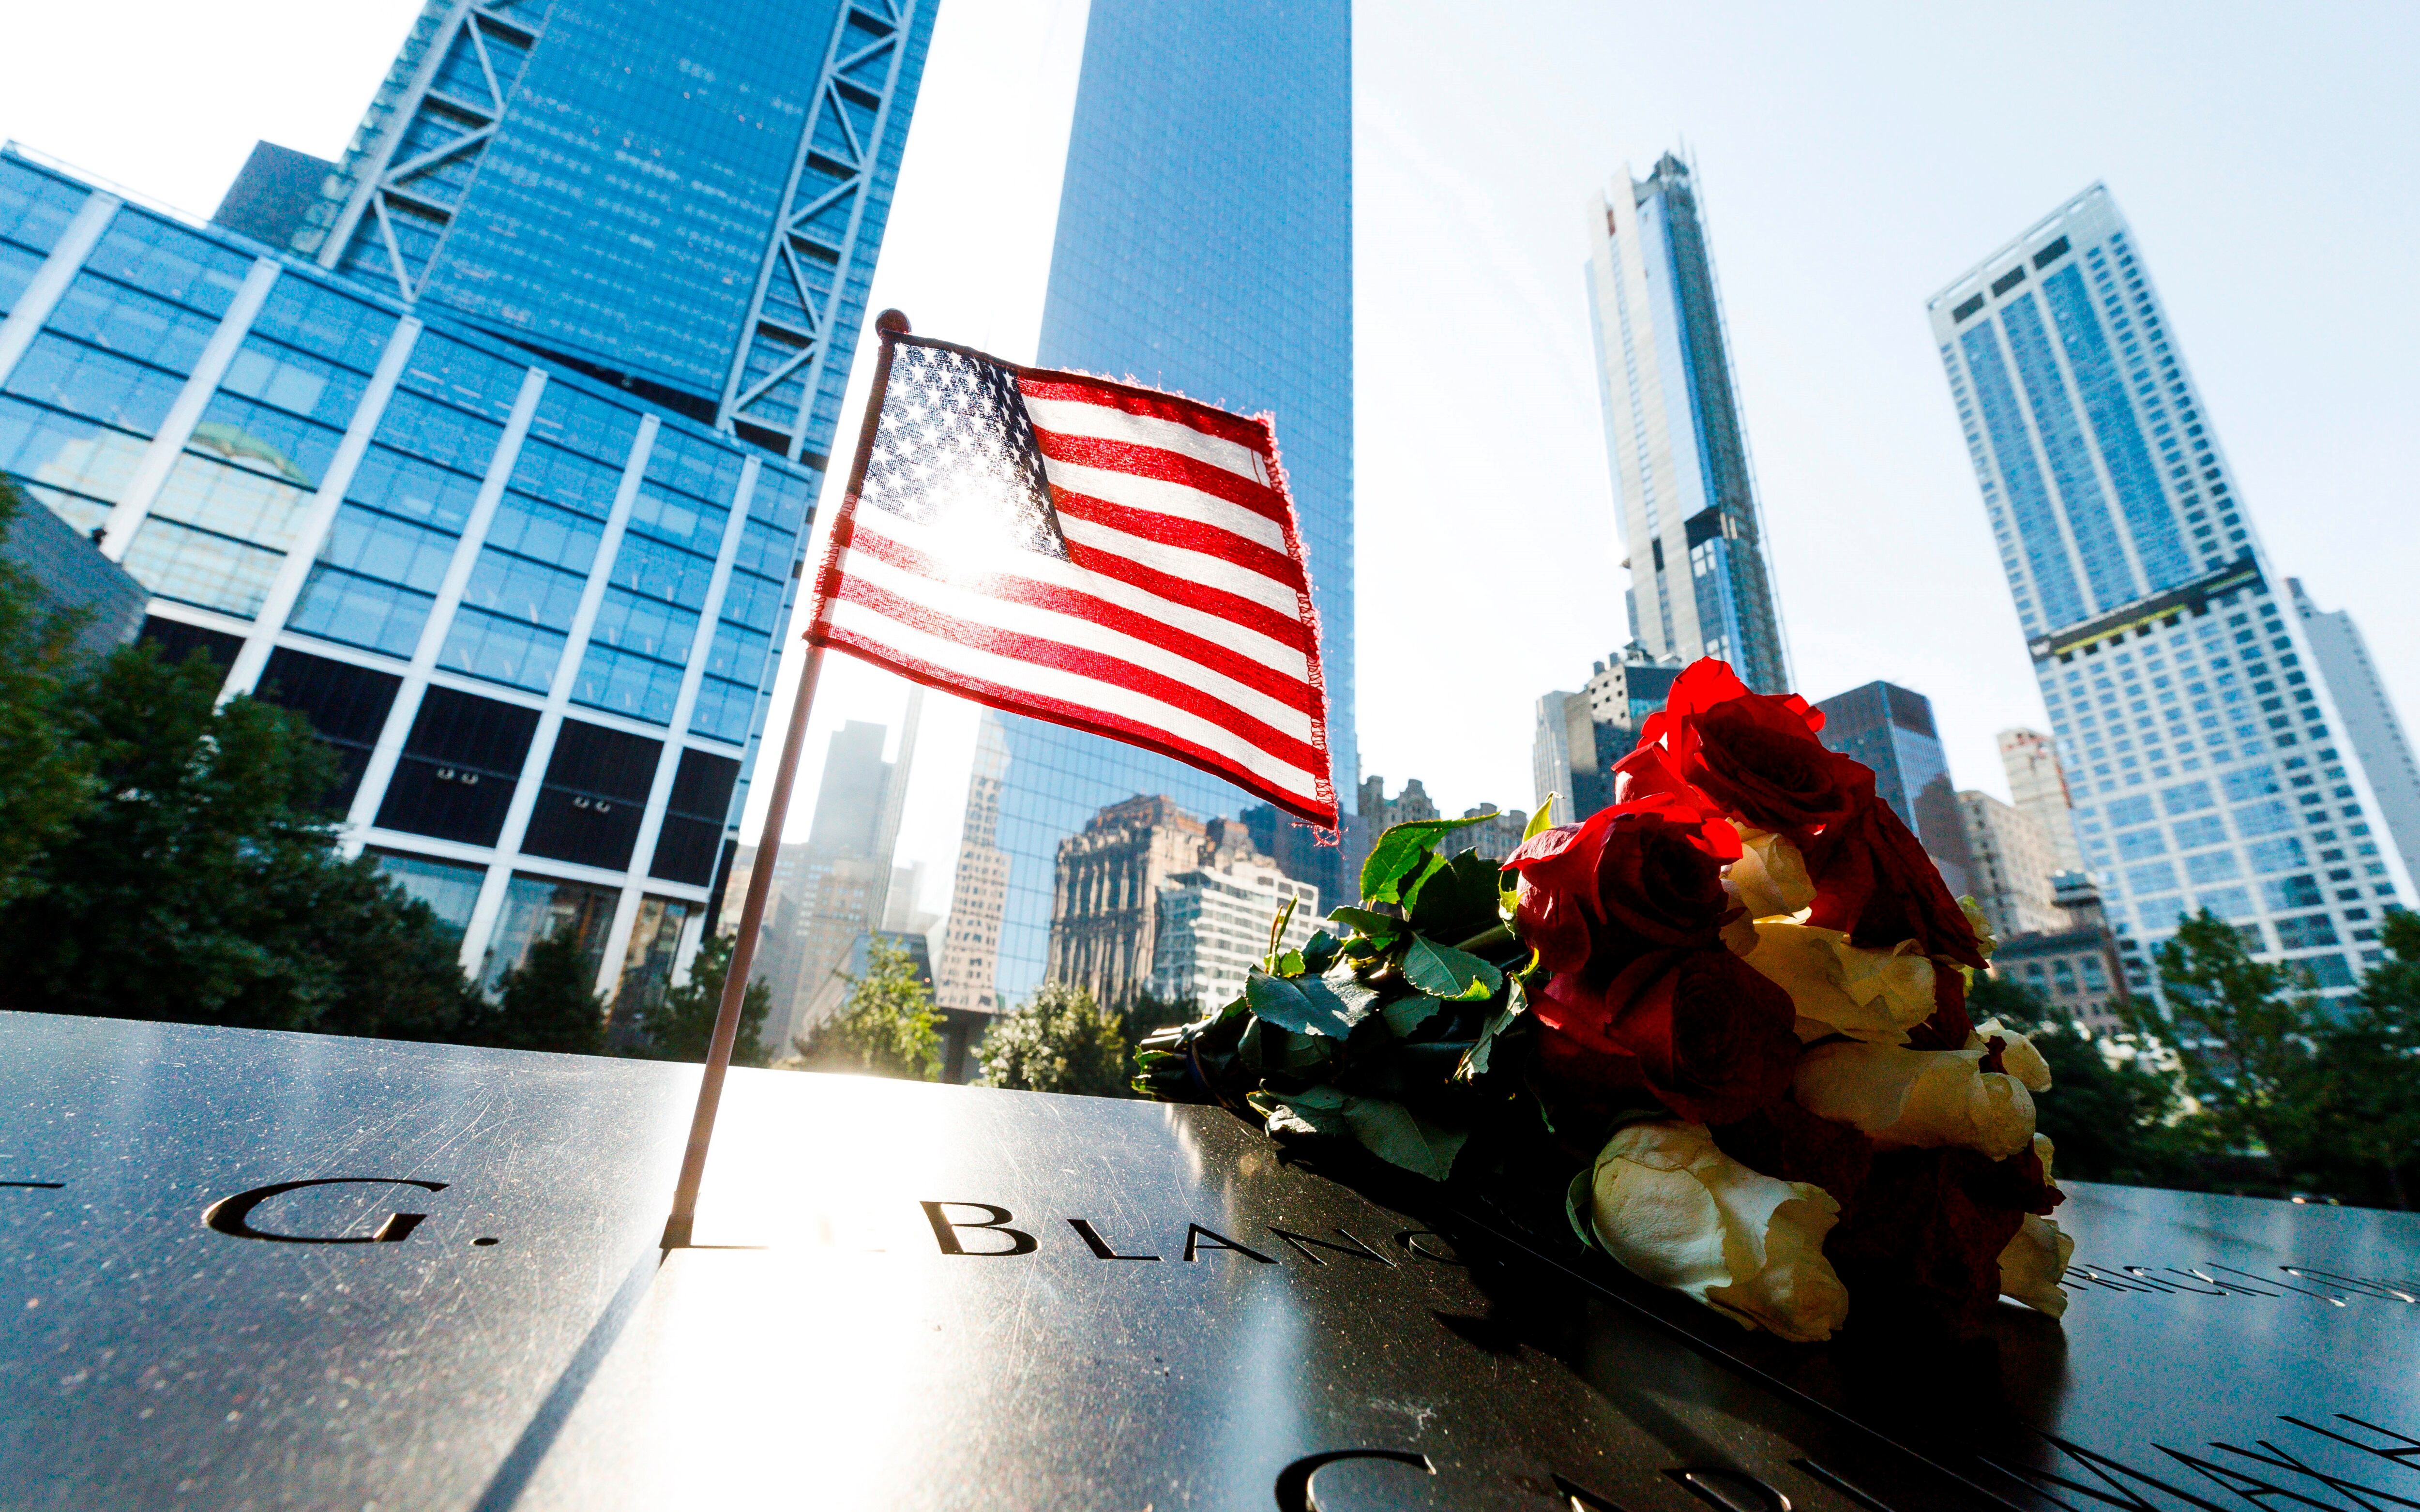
[7,3,2417,945]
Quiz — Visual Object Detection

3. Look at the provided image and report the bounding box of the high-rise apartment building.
[1047,796,1272,1012]
[1928,184,2414,996]
[1584,153,1788,693]
[976,0,1354,1007]
[2290,579,2420,881]
[934,712,1010,1020]
[287,0,931,463]
[1533,646,1682,824]
[0,0,933,1009]
[1814,681,1976,900]
[1956,790,2064,941]
[1151,851,1321,1014]
[1998,727,2086,875]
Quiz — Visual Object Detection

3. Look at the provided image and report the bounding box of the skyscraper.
[1928,184,2415,997]
[1998,727,2087,876]
[977,0,1354,1006]
[1813,681,1976,900]
[1584,153,1789,693]
[0,0,934,1009]
[2290,578,2420,881]
[1955,790,2064,942]
[288,0,932,462]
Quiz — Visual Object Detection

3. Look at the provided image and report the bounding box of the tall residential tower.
[977,0,1354,1005]
[1585,154,1788,693]
[1928,185,2413,997]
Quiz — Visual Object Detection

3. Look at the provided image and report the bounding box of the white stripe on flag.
[851,510,1312,678]
[837,545,1316,741]
[823,596,1321,801]
[1022,394,1268,484]
[1057,514,1302,619]
[1040,456,1288,555]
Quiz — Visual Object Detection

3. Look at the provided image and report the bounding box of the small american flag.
[808,333,1338,826]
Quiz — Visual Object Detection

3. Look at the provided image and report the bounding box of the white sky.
[4,2,2416,925]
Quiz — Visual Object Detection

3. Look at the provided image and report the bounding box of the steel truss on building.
[312,0,547,301]
[718,0,925,462]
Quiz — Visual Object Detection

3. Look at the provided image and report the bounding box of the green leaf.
[1455,978,1527,1081]
[1245,967,1381,1040]
[1379,994,1445,1039]
[1257,1084,1468,1181]
[1565,1165,1600,1251]
[1359,812,1497,905]
[1399,936,1504,1002]
[1524,801,1557,843]
[1327,905,1407,942]
[1405,849,1503,941]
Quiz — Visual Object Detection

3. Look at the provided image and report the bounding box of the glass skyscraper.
[980,0,1354,1006]
[1929,184,2413,998]
[0,0,934,1010]
[1584,153,1790,695]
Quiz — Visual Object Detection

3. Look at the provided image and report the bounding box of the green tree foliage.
[2290,911,2420,1208]
[0,637,482,1037]
[469,928,607,1056]
[793,937,940,1080]
[1970,972,2206,1186]
[2138,908,2320,1165]
[0,483,100,907]
[621,929,772,1065]
[979,981,1132,1096]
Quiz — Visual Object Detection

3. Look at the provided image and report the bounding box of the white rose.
[1588,1119,1850,1343]
[1792,1041,2037,1159]
[1998,1213,2075,1317]
[1742,921,1937,1045]
[1726,826,1816,920]
[1960,896,1999,962]
[1971,1019,2053,1093]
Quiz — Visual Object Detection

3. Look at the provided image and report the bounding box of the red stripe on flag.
[843,527,1321,714]
[1028,429,1292,526]
[827,574,1328,778]
[1015,374,1275,454]
[812,622,1335,826]
[1049,487,1308,588]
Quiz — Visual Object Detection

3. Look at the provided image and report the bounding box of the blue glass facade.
[0,129,885,1007]
[294,0,931,469]
[1930,185,2413,997]
[981,0,1355,1004]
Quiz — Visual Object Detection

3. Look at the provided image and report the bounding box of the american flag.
[807,334,1338,827]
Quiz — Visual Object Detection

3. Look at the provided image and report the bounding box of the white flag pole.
[660,310,910,1250]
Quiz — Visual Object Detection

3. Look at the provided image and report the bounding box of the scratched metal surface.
[3,1012,2415,1511]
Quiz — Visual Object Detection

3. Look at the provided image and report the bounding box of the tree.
[0,638,477,1036]
[792,936,940,1080]
[470,928,607,1056]
[1970,972,2206,1187]
[2292,911,2420,1208]
[0,482,99,908]
[2137,908,2322,1170]
[621,929,772,1066]
[979,981,1132,1096]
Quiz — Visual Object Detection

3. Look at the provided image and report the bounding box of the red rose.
[1824,1145,2055,1338]
[1504,791,1739,979]
[1531,947,1799,1127]
[1801,801,1987,972]
[1618,660,1874,842]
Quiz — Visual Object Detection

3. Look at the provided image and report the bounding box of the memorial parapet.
[0,1010,2414,1510]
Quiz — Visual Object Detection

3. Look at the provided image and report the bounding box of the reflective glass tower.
[0,0,934,1014]
[291,0,930,465]
[982,0,1354,1006]
[1585,153,1789,694]
[1928,184,2414,999]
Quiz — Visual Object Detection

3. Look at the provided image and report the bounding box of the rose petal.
[1792,1041,2038,1160]
[1971,1019,2054,1093]
[1727,827,1816,920]
[1589,1119,1850,1343]
[1998,1213,2075,1317]
[1743,921,1936,1045]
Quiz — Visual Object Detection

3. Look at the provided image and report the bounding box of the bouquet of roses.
[1137,659,2073,1342]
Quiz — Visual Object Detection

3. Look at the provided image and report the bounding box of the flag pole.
[660,309,911,1251]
